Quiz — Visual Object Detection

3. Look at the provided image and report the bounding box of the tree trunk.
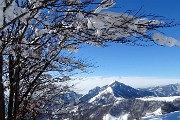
[13,55,20,118]
[7,54,15,120]
[0,54,5,120]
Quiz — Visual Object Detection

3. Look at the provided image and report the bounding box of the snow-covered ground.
[144,108,162,117]
[142,111,180,120]
[103,113,129,120]
[138,96,180,102]
[103,111,180,120]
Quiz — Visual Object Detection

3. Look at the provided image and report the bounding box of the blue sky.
[73,0,180,93]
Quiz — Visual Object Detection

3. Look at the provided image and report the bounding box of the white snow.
[153,108,162,115]
[0,7,4,27]
[145,108,162,118]
[67,45,79,53]
[102,111,180,120]
[103,113,129,120]
[121,114,129,120]
[94,0,116,13]
[4,1,16,22]
[66,0,81,4]
[142,111,180,120]
[76,12,84,20]
[0,40,2,46]
[89,87,114,103]
[153,33,180,47]
[3,1,29,23]
[138,96,180,102]
[87,11,164,40]
[115,98,124,102]
[0,0,6,7]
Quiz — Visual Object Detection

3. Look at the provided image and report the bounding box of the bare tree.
[0,0,179,119]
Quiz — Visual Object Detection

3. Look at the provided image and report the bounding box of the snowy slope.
[138,96,180,102]
[142,111,180,120]
[78,86,107,104]
[102,111,180,120]
[103,113,129,120]
[144,108,162,117]
[89,86,116,103]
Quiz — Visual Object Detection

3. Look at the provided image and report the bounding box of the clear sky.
[73,0,180,94]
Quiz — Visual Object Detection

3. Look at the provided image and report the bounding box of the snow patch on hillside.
[145,108,162,118]
[103,113,129,120]
[102,111,180,120]
[142,111,180,120]
[89,87,114,103]
[138,96,180,102]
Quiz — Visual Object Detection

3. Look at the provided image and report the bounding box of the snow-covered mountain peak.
[107,81,154,98]
[85,81,155,103]
[108,80,121,86]
[108,80,127,87]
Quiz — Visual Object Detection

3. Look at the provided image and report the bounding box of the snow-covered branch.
[153,33,180,47]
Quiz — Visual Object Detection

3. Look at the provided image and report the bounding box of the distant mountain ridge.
[79,81,180,104]
[140,83,180,97]
[78,80,155,104]
[71,81,180,120]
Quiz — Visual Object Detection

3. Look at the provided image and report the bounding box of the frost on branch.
[94,0,116,13]
[153,33,180,47]
[0,0,6,7]
[67,45,79,53]
[0,0,5,27]
[3,0,29,23]
[63,0,81,5]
